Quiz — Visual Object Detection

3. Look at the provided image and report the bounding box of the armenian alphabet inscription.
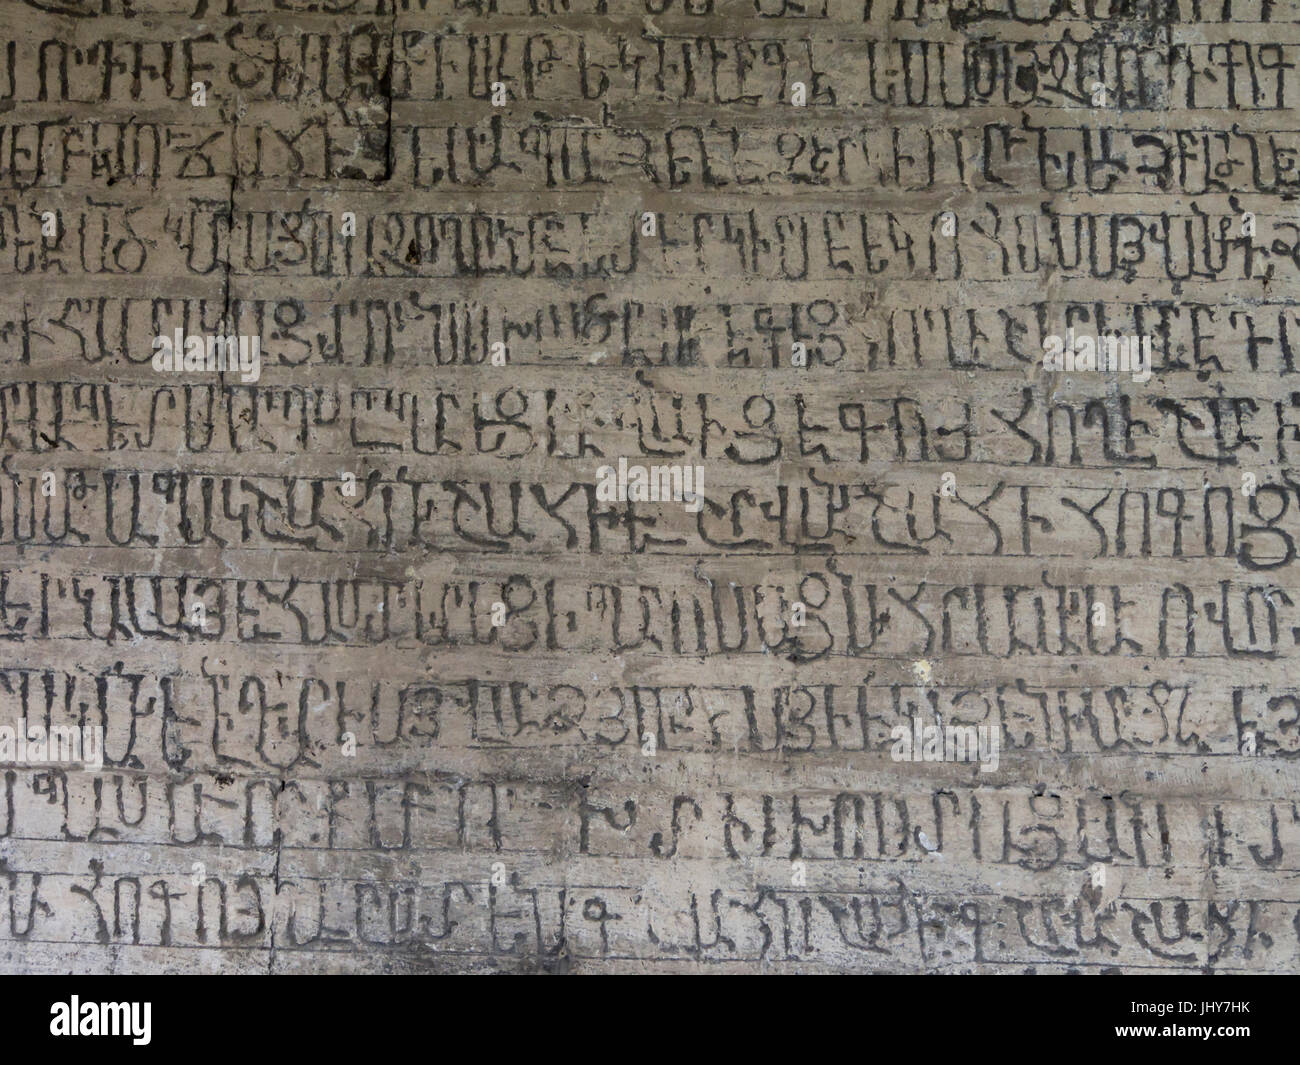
[0,0,1296,973]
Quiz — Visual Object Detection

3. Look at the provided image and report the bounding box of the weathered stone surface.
[0,0,1296,973]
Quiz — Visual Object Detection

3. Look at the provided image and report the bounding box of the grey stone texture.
[0,0,1296,973]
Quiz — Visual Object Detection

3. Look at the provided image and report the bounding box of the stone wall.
[0,0,1296,973]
